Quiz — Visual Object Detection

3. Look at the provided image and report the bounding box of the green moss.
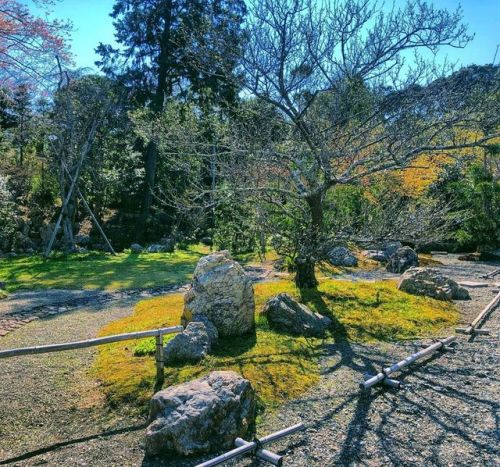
[93,278,457,412]
[0,245,209,292]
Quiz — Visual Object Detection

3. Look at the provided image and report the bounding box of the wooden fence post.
[155,334,165,386]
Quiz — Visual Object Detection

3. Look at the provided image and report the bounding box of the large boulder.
[145,371,255,457]
[383,241,403,259]
[386,246,418,273]
[263,293,332,337]
[182,251,255,337]
[327,246,358,267]
[164,321,212,364]
[398,267,470,301]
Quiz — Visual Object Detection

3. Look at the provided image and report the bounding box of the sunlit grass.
[0,245,210,292]
[93,278,458,411]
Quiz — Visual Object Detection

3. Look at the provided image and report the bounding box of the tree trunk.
[134,140,158,240]
[294,192,324,288]
[133,1,173,241]
[294,256,318,288]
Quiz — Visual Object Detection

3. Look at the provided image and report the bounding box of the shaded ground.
[0,256,498,466]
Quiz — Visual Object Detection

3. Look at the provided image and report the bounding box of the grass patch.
[0,245,209,292]
[93,278,458,411]
[0,290,7,299]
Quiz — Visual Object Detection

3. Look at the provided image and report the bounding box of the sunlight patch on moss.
[93,278,457,411]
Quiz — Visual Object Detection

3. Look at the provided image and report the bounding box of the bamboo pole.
[457,291,500,335]
[234,438,283,466]
[0,326,183,359]
[361,336,456,390]
[482,267,500,279]
[196,423,305,467]
[62,162,116,255]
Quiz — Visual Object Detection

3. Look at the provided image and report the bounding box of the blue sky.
[27,0,499,71]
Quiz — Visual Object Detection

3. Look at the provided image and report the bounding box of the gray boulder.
[398,267,470,301]
[146,244,168,253]
[328,246,358,267]
[182,251,255,337]
[130,243,143,254]
[386,246,419,273]
[263,293,332,337]
[145,371,255,457]
[165,322,211,364]
[383,241,403,259]
[192,315,219,345]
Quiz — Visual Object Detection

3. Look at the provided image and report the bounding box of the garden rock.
[191,315,218,345]
[164,322,211,364]
[182,251,255,336]
[130,243,143,254]
[398,267,470,301]
[328,246,358,267]
[146,244,168,253]
[145,371,255,457]
[263,293,332,337]
[386,246,418,273]
[383,241,403,258]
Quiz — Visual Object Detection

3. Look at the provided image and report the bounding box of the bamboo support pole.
[155,334,165,384]
[196,423,305,467]
[234,438,282,466]
[361,336,456,390]
[0,326,183,359]
[457,291,500,335]
[62,163,116,255]
[482,267,500,279]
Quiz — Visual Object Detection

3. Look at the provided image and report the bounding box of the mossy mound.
[93,279,458,411]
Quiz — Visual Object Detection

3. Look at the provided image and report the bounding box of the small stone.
[164,321,211,364]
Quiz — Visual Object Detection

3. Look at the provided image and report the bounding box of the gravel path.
[0,257,498,466]
[0,300,146,466]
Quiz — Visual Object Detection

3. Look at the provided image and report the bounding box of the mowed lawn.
[0,245,210,292]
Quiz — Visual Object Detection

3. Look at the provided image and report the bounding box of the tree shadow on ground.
[0,423,146,465]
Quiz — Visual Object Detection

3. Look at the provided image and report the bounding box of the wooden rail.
[457,291,500,335]
[0,325,183,384]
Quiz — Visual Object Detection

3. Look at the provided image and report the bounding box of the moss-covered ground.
[93,279,458,413]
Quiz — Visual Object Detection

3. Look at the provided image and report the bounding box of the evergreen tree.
[97,0,246,240]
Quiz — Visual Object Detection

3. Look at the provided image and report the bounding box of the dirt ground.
[0,256,498,466]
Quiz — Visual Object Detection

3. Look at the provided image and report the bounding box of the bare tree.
[223,0,499,287]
